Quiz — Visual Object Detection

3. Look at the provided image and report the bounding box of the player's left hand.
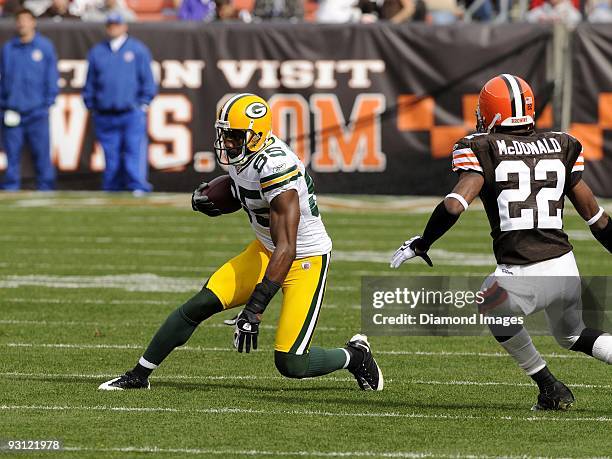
[390,236,433,268]
[191,181,222,217]
[233,308,261,353]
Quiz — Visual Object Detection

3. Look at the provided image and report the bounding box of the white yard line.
[1,372,608,389]
[0,319,340,332]
[2,342,588,359]
[1,404,610,423]
[61,446,438,458]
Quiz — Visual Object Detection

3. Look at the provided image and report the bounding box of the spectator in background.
[379,0,417,23]
[253,0,303,20]
[424,0,462,23]
[81,0,136,21]
[526,0,581,27]
[82,13,157,194]
[3,0,25,17]
[587,0,612,21]
[317,0,361,22]
[215,0,239,19]
[0,8,58,191]
[175,0,216,21]
[40,0,81,19]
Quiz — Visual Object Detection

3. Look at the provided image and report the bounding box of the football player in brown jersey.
[391,74,612,410]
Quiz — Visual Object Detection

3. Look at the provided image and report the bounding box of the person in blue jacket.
[0,8,59,191]
[83,13,157,194]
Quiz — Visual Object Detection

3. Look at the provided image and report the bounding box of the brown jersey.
[451,130,584,265]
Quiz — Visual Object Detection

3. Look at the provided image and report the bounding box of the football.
[204,174,242,214]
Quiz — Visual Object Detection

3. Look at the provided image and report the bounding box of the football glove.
[390,236,433,268]
[233,308,260,353]
[191,181,222,217]
[232,277,281,353]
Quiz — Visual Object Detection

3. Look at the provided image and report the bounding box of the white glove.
[390,236,433,268]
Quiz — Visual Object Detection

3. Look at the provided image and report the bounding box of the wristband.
[245,276,282,314]
[587,207,604,226]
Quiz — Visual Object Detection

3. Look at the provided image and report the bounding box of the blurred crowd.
[1,0,610,25]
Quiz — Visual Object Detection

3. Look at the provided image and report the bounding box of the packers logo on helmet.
[214,93,272,166]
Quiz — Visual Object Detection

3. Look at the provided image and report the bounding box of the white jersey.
[228,135,332,258]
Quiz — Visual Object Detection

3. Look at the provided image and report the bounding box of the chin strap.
[486,113,501,133]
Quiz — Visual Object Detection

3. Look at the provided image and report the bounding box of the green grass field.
[1,192,611,458]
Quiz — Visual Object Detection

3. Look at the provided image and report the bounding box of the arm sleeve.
[137,46,157,106]
[82,52,95,110]
[45,43,60,107]
[259,157,301,204]
[451,140,483,175]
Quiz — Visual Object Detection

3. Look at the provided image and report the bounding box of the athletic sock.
[131,358,156,379]
[530,366,557,392]
[140,306,199,370]
[497,327,547,376]
[132,288,223,377]
[304,347,349,377]
[570,328,612,364]
[592,334,612,364]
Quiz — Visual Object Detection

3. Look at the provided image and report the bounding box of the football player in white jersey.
[99,93,383,391]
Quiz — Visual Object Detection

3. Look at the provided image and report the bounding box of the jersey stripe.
[572,153,585,172]
[260,164,298,185]
[261,171,300,193]
[452,147,482,172]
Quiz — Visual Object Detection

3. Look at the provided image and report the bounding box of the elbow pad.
[591,216,612,253]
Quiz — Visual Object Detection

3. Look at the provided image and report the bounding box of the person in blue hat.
[0,8,59,191]
[83,13,157,194]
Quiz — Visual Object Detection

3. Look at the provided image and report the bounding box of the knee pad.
[274,351,309,379]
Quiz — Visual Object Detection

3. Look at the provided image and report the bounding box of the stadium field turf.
[1,192,611,458]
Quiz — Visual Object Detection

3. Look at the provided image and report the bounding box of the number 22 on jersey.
[496,158,565,231]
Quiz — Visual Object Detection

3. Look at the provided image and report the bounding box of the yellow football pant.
[206,240,330,355]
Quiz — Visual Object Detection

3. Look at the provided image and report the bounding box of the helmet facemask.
[475,105,501,134]
[214,120,262,166]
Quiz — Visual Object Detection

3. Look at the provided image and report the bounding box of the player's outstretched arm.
[233,190,299,353]
[390,172,484,268]
[567,179,612,252]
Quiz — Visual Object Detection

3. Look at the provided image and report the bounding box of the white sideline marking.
[3,342,588,359]
[2,372,609,389]
[1,404,610,423]
[0,274,357,293]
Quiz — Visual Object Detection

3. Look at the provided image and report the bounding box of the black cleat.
[532,381,575,411]
[98,371,150,391]
[345,334,384,391]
